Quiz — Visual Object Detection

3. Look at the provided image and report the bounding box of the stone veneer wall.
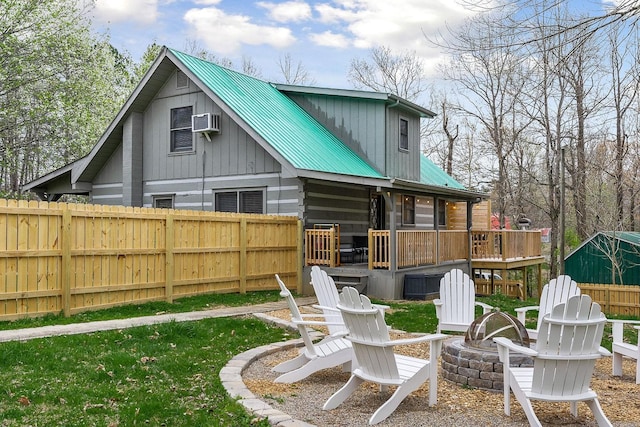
[441,338,533,391]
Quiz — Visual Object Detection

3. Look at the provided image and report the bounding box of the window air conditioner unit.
[191,113,220,133]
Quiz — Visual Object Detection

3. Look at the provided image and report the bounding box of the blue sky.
[89,0,484,88]
[89,0,615,89]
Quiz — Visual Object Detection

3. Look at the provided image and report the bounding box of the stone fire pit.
[441,310,534,391]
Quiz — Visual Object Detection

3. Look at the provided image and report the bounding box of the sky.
[89,0,486,89]
[89,0,617,90]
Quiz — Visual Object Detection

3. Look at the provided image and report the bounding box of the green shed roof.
[170,49,384,179]
[604,231,640,246]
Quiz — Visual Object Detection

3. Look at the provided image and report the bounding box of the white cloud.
[93,0,159,25]
[183,7,296,55]
[309,31,350,48]
[257,1,312,23]
[312,0,480,59]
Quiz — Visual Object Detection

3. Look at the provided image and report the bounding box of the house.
[23,46,543,299]
[565,231,640,286]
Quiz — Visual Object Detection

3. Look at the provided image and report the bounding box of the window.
[215,189,264,214]
[402,195,415,225]
[438,199,447,226]
[399,118,409,151]
[153,195,174,209]
[170,106,193,152]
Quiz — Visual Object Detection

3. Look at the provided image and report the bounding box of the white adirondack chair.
[323,286,447,425]
[515,275,580,339]
[494,294,612,427]
[310,266,389,338]
[610,319,640,384]
[310,265,349,337]
[433,268,493,333]
[272,274,352,383]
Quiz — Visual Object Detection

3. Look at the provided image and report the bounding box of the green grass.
[0,315,289,426]
[0,291,282,331]
[0,290,637,426]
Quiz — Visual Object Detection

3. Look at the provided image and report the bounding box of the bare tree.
[606,23,640,227]
[439,13,531,230]
[348,45,427,101]
[277,53,315,85]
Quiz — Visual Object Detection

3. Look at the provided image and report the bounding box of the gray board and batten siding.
[285,91,422,182]
[91,69,300,216]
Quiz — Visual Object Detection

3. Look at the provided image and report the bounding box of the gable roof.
[23,46,485,201]
[170,48,383,180]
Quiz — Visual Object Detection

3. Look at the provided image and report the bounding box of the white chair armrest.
[599,346,612,357]
[493,337,538,357]
[433,299,442,320]
[608,319,640,343]
[292,319,346,328]
[515,305,539,325]
[349,333,447,348]
[388,333,448,347]
[373,303,391,312]
[312,304,340,313]
[475,301,493,314]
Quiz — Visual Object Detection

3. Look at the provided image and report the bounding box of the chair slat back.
[439,269,475,324]
[275,274,317,355]
[532,295,605,397]
[537,275,580,331]
[310,266,348,336]
[338,287,398,380]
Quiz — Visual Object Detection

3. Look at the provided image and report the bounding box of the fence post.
[165,214,174,303]
[297,220,303,295]
[61,205,72,317]
[239,217,247,294]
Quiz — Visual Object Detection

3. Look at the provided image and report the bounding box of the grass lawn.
[0,291,636,426]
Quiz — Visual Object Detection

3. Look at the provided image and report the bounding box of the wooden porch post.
[382,192,396,271]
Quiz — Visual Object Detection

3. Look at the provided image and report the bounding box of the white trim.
[93,183,123,189]
[144,173,280,187]
[176,202,212,208]
[267,185,299,192]
[92,194,122,200]
[267,199,298,205]
[144,189,207,197]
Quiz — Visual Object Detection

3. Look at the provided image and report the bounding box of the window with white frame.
[399,118,409,151]
[170,106,193,153]
[402,195,415,225]
[214,189,264,214]
[153,195,174,209]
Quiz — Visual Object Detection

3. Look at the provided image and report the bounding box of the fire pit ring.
[441,310,533,391]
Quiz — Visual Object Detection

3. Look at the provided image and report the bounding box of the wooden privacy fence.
[579,283,640,317]
[0,199,301,320]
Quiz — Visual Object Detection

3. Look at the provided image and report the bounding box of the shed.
[565,231,640,285]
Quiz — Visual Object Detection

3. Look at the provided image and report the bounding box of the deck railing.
[306,228,542,270]
[304,228,338,267]
[470,230,542,260]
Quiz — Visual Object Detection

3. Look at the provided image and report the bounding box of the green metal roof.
[604,231,640,246]
[170,49,384,179]
[420,155,466,189]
